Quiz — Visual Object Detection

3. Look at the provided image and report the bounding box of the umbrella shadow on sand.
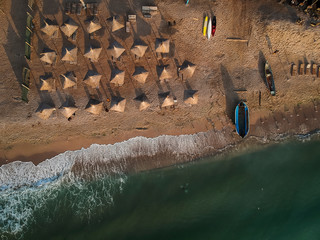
[220,65,240,123]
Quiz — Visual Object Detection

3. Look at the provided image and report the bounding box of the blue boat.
[235,101,249,138]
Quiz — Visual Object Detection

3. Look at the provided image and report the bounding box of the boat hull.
[265,61,276,96]
[203,16,208,36]
[207,17,212,39]
[212,16,216,37]
[235,102,249,138]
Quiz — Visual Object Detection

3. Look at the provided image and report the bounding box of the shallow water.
[1,139,320,240]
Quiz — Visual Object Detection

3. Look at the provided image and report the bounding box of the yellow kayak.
[203,16,208,36]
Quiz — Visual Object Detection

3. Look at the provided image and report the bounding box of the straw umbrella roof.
[60,18,78,37]
[86,17,102,34]
[40,49,56,65]
[110,97,126,113]
[179,60,196,79]
[60,100,78,119]
[83,70,102,88]
[39,76,54,91]
[131,42,148,57]
[110,68,125,86]
[155,38,170,53]
[61,46,77,63]
[159,92,174,108]
[134,94,150,111]
[85,99,103,115]
[84,45,102,62]
[184,89,198,105]
[132,67,149,84]
[112,16,124,32]
[107,41,125,59]
[36,103,56,120]
[41,19,59,37]
[158,65,172,81]
[60,72,77,89]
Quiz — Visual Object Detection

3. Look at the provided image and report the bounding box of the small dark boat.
[235,101,249,138]
[212,16,216,37]
[265,61,276,96]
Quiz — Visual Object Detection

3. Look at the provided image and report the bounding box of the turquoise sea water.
[2,139,320,240]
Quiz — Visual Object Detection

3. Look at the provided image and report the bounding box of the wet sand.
[1,101,319,172]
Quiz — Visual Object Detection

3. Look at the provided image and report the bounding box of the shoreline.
[0,119,214,165]
[1,101,319,170]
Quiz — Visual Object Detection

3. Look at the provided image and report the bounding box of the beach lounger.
[71,30,77,41]
[126,21,130,32]
[134,55,141,61]
[21,67,31,103]
[291,63,297,76]
[28,0,34,10]
[306,64,311,75]
[65,2,71,14]
[86,3,97,16]
[299,63,305,75]
[25,28,32,44]
[311,64,318,75]
[26,12,34,30]
[76,3,82,15]
[162,53,169,59]
[93,3,98,15]
[25,42,31,60]
[71,3,77,14]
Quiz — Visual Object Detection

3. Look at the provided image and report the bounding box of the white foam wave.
[0,129,233,190]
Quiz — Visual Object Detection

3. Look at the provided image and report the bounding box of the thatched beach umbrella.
[60,72,77,89]
[83,70,102,88]
[110,68,125,86]
[39,76,54,91]
[131,42,148,57]
[158,65,172,81]
[60,100,78,119]
[132,67,149,84]
[41,19,59,37]
[134,94,150,111]
[85,98,103,115]
[184,89,198,105]
[112,16,124,32]
[155,38,170,53]
[110,97,126,112]
[60,18,78,37]
[61,46,77,63]
[86,17,102,34]
[36,103,56,120]
[84,45,102,62]
[179,60,196,80]
[107,41,125,59]
[40,49,56,65]
[159,92,174,108]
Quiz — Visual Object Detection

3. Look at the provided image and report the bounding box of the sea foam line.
[0,129,233,191]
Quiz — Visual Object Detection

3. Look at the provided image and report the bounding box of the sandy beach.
[1,0,320,170]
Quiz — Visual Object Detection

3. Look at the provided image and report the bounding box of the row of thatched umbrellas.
[39,59,196,91]
[40,38,169,64]
[42,16,125,37]
[36,89,199,120]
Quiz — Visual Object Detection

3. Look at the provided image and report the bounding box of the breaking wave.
[0,130,234,239]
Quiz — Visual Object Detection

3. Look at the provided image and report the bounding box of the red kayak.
[212,16,216,37]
